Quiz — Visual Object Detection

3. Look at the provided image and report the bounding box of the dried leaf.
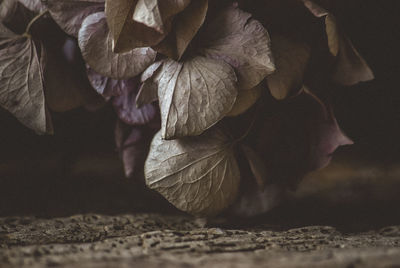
[0,28,49,133]
[105,0,166,52]
[154,57,238,139]
[112,77,157,126]
[201,5,275,90]
[145,127,240,216]
[267,35,310,100]
[79,12,156,79]
[46,0,104,37]
[227,84,263,117]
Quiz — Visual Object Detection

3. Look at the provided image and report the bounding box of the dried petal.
[227,84,263,117]
[132,0,190,34]
[87,67,124,98]
[154,57,238,139]
[154,0,208,60]
[303,0,374,85]
[145,127,240,216]
[201,5,275,90]
[0,29,49,133]
[79,12,156,79]
[46,0,104,37]
[112,77,157,126]
[105,0,166,52]
[18,0,46,12]
[267,35,310,100]
[332,36,375,86]
[255,87,353,187]
[135,61,162,107]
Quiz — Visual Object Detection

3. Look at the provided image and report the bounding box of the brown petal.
[136,61,162,107]
[267,35,311,100]
[154,57,238,139]
[332,36,375,86]
[0,35,49,134]
[145,127,240,216]
[303,0,374,85]
[105,0,166,52]
[112,77,158,126]
[46,0,104,37]
[201,5,275,90]
[79,12,156,79]
[154,0,208,60]
[132,0,190,34]
[227,83,263,117]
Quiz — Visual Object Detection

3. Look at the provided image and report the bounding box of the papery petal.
[200,5,275,90]
[79,12,156,80]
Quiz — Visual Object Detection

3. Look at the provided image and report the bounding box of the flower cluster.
[0,0,374,217]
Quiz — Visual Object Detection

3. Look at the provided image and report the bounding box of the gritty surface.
[1,213,400,268]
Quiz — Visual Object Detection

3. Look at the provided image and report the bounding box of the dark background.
[0,0,399,231]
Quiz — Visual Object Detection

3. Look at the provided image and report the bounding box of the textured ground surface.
[1,213,400,268]
[1,133,400,267]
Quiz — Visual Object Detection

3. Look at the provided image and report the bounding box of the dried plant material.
[0,0,17,22]
[0,0,35,34]
[255,87,353,187]
[303,0,374,86]
[87,67,125,98]
[79,12,156,79]
[152,57,238,139]
[154,0,208,60]
[105,0,166,53]
[301,0,328,18]
[18,0,46,12]
[0,27,49,133]
[132,0,190,34]
[304,89,354,170]
[116,119,159,178]
[112,77,157,126]
[325,14,339,56]
[227,84,263,117]
[46,0,104,37]
[267,35,310,100]
[105,0,201,53]
[145,128,240,216]
[201,5,275,90]
[332,36,375,86]
[135,61,162,107]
